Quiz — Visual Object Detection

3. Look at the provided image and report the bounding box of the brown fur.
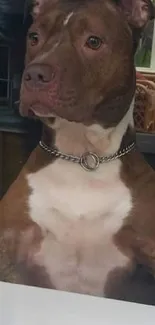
[0,0,155,305]
[105,151,155,305]
[0,147,54,287]
[20,0,136,126]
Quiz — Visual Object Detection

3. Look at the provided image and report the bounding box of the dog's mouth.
[27,108,37,118]
[19,83,58,118]
[26,107,57,127]
[20,102,57,119]
[26,107,46,119]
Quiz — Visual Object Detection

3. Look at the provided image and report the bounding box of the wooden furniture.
[134,77,155,133]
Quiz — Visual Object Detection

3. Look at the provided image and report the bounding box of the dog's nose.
[24,64,54,87]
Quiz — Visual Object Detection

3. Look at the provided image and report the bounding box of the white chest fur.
[27,158,132,296]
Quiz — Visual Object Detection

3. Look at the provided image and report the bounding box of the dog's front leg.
[0,224,55,289]
[104,262,155,306]
[105,225,155,305]
[0,231,22,284]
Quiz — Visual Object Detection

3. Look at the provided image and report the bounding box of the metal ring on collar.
[80,152,100,171]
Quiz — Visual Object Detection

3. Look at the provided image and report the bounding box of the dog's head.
[20,0,154,127]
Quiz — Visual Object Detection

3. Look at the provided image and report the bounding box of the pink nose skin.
[24,64,54,88]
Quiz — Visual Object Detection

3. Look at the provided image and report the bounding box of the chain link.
[99,142,135,163]
[39,141,81,163]
[39,140,135,170]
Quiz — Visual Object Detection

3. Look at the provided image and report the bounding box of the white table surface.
[0,281,155,325]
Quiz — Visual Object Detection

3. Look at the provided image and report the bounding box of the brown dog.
[1,0,155,305]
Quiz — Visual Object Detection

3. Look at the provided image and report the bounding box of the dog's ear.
[117,0,154,29]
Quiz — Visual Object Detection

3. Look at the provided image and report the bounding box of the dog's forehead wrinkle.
[28,37,61,63]
[40,0,116,28]
[63,11,74,26]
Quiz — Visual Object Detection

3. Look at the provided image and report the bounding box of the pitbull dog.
[1,0,155,305]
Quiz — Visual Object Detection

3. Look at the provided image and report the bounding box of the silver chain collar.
[39,140,135,171]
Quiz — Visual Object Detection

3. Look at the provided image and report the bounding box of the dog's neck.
[41,101,135,157]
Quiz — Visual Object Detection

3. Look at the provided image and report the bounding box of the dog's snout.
[24,64,54,87]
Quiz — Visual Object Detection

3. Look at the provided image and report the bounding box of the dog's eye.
[86,36,102,50]
[28,32,39,46]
